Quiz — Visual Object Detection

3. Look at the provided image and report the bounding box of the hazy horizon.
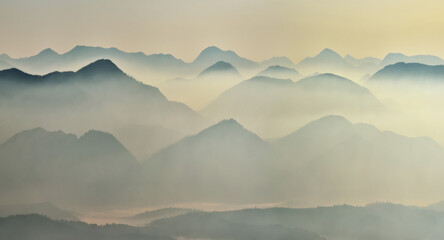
[2,0,444,62]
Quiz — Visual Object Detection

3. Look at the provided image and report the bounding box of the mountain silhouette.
[260,56,296,69]
[192,46,258,71]
[0,202,77,221]
[369,62,444,83]
[159,61,243,110]
[143,119,276,204]
[0,59,208,144]
[381,52,444,66]
[0,127,139,207]
[273,115,444,203]
[257,65,300,80]
[297,48,380,80]
[202,74,381,137]
[197,61,240,78]
[0,214,172,240]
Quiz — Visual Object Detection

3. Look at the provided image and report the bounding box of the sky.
[1,0,444,62]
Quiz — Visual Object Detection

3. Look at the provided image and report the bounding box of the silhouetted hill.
[202,74,381,137]
[148,204,444,240]
[143,119,277,204]
[427,200,444,212]
[368,62,444,83]
[124,208,198,225]
[0,214,172,240]
[147,211,325,240]
[192,46,258,71]
[297,48,380,80]
[257,65,300,80]
[0,59,209,143]
[197,61,240,77]
[159,61,243,110]
[0,202,77,221]
[260,56,296,69]
[381,52,444,66]
[272,115,444,203]
[0,127,139,207]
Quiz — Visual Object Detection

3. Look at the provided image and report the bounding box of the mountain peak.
[38,48,59,56]
[76,59,124,76]
[263,65,298,73]
[201,46,228,54]
[198,61,239,77]
[317,48,342,59]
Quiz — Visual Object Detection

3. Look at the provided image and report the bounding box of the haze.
[2,0,444,62]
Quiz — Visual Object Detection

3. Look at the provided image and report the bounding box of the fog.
[2,47,444,239]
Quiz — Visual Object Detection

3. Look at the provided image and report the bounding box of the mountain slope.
[381,52,444,66]
[0,202,78,221]
[0,127,139,208]
[142,119,276,204]
[197,61,240,78]
[0,214,172,240]
[273,115,444,204]
[192,46,259,71]
[147,204,444,240]
[297,48,380,80]
[159,61,243,110]
[202,74,382,138]
[0,59,209,143]
[257,65,300,80]
[368,62,444,84]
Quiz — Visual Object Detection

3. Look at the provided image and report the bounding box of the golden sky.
[1,0,444,62]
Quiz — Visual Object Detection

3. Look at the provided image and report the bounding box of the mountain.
[0,127,140,207]
[0,59,12,70]
[197,61,240,78]
[147,204,444,240]
[192,46,259,72]
[344,54,381,67]
[381,52,444,67]
[0,46,189,83]
[297,48,380,80]
[202,74,382,138]
[0,214,173,240]
[147,211,324,240]
[0,202,77,221]
[273,115,444,204]
[256,65,301,80]
[368,62,444,84]
[124,208,197,226]
[0,59,209,143]
[142,119,277,204]
[260,56,296,69]
[1,46,300,84]
[159,61,243,110]
[427,201,444,212]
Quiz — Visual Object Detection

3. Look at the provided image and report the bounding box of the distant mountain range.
[368,62,444,84]
[0,127,138,207]
[257,65,301,80]
[146,203,444,240]
[6,203,444,240]
[296,48,381,80]
[381,52,444,66]
[0,59,209,144]
[159,61,243,110]
[1,115,443,207]
[202,73,382,137]
[0,46,296,84]
[0,202,77,221]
